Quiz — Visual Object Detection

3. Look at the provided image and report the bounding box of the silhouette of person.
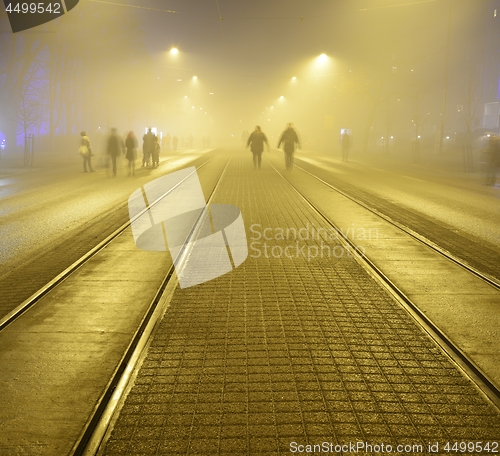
[341,130,350,162]
[277,123,300,170]
[106,128,124,177]
[485,134,500,186]
[152,136,160,167]
[80,131,94,173]
[247,126,269,169]
[142,128,155,167]
[125,131,138,176]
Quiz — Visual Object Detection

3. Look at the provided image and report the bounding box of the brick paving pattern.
[102,155,500,455]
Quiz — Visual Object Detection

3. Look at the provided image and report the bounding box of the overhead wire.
[86,0,439,21]
[87,0,179,14]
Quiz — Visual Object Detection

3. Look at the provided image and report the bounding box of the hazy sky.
[1,0,494,144]
[113,0,487,114]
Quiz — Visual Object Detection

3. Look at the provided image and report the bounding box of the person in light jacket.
[80,131,94,173]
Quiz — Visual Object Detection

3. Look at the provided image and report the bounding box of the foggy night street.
[1,1,500,455]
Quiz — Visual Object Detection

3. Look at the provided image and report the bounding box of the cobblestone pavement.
[102,155,500,455]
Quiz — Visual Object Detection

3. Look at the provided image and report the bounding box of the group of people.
[246,123,301,170]
[79,128,183,176]
[161,133,179,152]
[141,128,161,171]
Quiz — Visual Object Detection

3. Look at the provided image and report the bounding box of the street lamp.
[318,53,328,63]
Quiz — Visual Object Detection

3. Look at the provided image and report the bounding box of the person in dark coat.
[79,131,94,173]
[125,131,138,176]
[341,130,351,162]
[106,128,124,177]
[247,125,269,169]
[277,123,300,170]
[142,128,155,167]
[152,136,160,167]
[485,134,500,186]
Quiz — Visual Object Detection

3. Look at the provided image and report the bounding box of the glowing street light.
[292,76,297,81]
[308,53,332,75]
[170,47,179,55]
[192,76,198,80]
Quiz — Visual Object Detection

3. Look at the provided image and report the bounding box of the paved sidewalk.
[102,155,500,455]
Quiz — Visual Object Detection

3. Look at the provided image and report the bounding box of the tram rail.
[2,150,498,456]
[291,159,500,291]
[82,152,500,454]
[72,155,233,455]
[267,156,500,410]
[293,155,500,287]
[0,155,217,333]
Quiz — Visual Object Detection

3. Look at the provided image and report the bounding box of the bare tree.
[18,52,49,133]
[0,10,46,152]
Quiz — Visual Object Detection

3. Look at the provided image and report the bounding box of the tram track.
[292,160,500,291]
[0,150,231,456]
[0,154,218,333]
[0,151,220,321]
[2,150,498,456]
[293,156,500,286]
[265,156,500,410]
[82,152,500,456]
[71,154,234,455]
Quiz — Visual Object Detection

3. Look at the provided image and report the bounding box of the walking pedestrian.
[142,128,155,167]
[485,134,500,186]
[79,131,94,173]
[277,123,300,170]
[152,136,160,167]
[125,131,138,176]
[341,130,350,162]
[247,125,269,169]
[106,128,124,177]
